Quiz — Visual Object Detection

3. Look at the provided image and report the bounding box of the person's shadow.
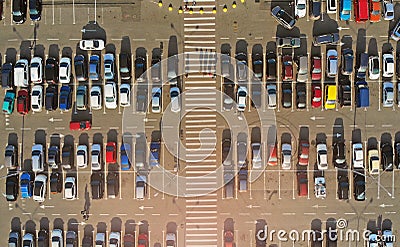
[84,184,91,213]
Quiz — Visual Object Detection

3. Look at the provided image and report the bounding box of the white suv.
[32,144,44,172]
[91,144,102,171]
[317,143,328,170]
[105,82,117,109]
[59,57,71,84]
[14,59,29,87]
[152,87,162,113]
[33,174,47,202]
[352,143,364,168]
[119,84,131,107]
[382,53,394,78]
[236,86,247,112]
[30,57,43,84]
[77,145,88,168]
[64,176,76,200]
[90,86,102,110]
[31,85,43,112]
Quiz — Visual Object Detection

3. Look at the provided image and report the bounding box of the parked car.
[295,0,306,17]
[51,229,63,246]
[352,143,364,168]
[45,85,58,111]
[16,89,30,115]
[337,175,349,199]
[268,143,278,166]
[390,19,400,41]
[14,59,29,87]
[121,143,131,170]
[59,85,72,111]
[150,141,160,167]
[368,55,380,80]
[236,86,247,112]
[395,142,400,169]
[333,141,346,168]
[107,171,119,198]
[281,142,292,169]
[2,63,13,89]
[383,0,394,21]
[20,172,33,198]
[2,91,15,114]
[152,87,162,113]
[282,55,293,81]
[310,0,321,19]
[62,144,74,170]
[224,230,234,247]
[276,37,301,48]
[353,170,365,201]
[236,52,248,81]
[91,144,102,171]
[89,55,100,80]
[311,84,322,108]
[5,144,18,169]
[271,6,296,29]
[370,0,381,22]
[266,84,277,109]
[79,39,105,50]
[91,173,104,200]
[383,82,394,107]
[326,49,338,78]
[327,0,337,13]
[90,86,102,110]
[381,142,393,171]
[74,54,87,81]
[237,140,247,168]
[138,234,149,247]
[341,48,353,75]
[6,172,19,201]
[76,145,88,168]
[32,144,44,172]
[297,56,308,82]
[317,143,328,170]
[104,53,115,80]
[12,0,27,24]
[136,175,147,199]
[66,231,78,247]
[297,172,308,197]
[368,148,380,175]
[22,233,35,247]
[339,84,351,107]
[296,83,306,109]
[45,57,58,84]
[136,85,148,112]
[266,51,277,80]
[382,53,394,77]
[314,177,326,198]
[64,176,77,200]
[252,53,263,79]
[106,142,117,164]
[109,232,121,247]
[170,86,181,113]
[50,171,62,194]
[104,82,117,109]
[221,53,231,78]
[281,83,292,108]
[8,232,20,247]
[166,232,176,247]
[59,57,71,84]
[38,229,49,247]
[120,52,132,80]
[30,56,43,84]
[76,85,87,111]
[136,55,148,82]
[298,140,309,166]
[120,83,131,107]
[313,33,340,46]
[251,143,262,169]
[48,145,60,169]
[33,174,47,202]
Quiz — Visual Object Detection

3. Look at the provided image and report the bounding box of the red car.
[311,84,322,108]
[137,233,148,247]
[69,121,91,130]
[298,140,310,166]
[282,55,293,81]
[106,142,117,163]
[17,89,30,115]
[297,171,308,197]
[311,56,322,80]
[224,230,234,247]
[369,0,380,22]
[268,143,278,166]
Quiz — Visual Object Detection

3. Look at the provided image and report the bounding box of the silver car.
[383,82,394,107]
[276,37,301,48]
[91,144,102,171]
[281,143,292,169]
[237,140,247,168]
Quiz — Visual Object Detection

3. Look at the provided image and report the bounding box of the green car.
[2,91,16,114]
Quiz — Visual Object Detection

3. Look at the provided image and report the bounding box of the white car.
[368,56,380,80]
[119,84,131,107]
[90,86,102,110]
[170,86,181,113]
[109,232,121,247]
[383,0,394,21]
[32,144,44,172]
[64,176,76,200]
[79,39,105,51]
[51,229,63,247]
[314,177,326,199]
[281,143,292,169]
[59,57,71,84]
[30,57,43,84]
[317,143,328,170]
[267,84,277,109]
[105,82,117,109]
[295,0,306,18]
[104,53,115,80]
[22,233,35,247]
[251,143,262,169]
[166,233,176,247]
[382,53,394,78]
[152,87,162,113]
[33,174,47,202]
[14,59,29,87]
[96,233,106,246]
[383,82,394,107]
[31,85,43,112]
[77,145,88,168]
[91,144,102,171]
[352,143,364,168]
[236,86,247,112]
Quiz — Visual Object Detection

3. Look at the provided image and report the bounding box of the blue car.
[89,55,100,80]
[2,91,16,114]
[20,172,33,198]
[59,86,72,110]
[120,143,131,170]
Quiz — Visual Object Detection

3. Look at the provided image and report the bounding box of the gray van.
[221,54,231,78]
[297,56,308,82]
[224,172,234,199]
[357,52,368,79]
[238,169,248,192]
[76,86,87,111]
[136,175,147,200]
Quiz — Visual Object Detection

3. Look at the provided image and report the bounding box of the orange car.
[370,0,381,22]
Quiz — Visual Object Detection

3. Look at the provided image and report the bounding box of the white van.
[136,175,147,200]
[14,59,29,87]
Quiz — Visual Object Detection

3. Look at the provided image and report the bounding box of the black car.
[223,79,235,111]
[107,171,119,198]
[38,229,49,247]
[252,53,263,80]
[135,56,147,81]
[222,137,232,166]
[353,169,365,201]
[74,55,87,82]
[45,85,58,111]
[395,142,400,169]
[62,144,74,170]
[91,172,104,200]
[251,82,262,108]
[45,57,59,84]
[136,85,148,112]
[333,141,347,168]
[337,174,349,200]
[310,0,321,19]
[2,63,13,89]
[6,172,19,201]
[282,83,292,108]
[151,55,161,82]
[82,235,93,247]
[50,172,62,194]
[12,0,27,24]
[339,84,351,107]
[29,0,42,21]
[341,49,354,75]
[120,52,132,81]
[381,142,393,171]
[296,83,306,109]
[266,51,277,80]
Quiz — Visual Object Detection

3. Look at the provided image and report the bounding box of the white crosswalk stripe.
[183,1,218,246]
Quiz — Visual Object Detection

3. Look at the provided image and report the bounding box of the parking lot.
[1,0,400,245]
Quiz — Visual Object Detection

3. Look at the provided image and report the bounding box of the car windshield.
[106,97,114,102]
[106,146,114,152]
[34,182,42,194]
[65,182,73,189]
[297,3,306,9]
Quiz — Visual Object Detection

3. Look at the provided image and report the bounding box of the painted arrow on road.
[312,204,327,209]
[379,204,393,208]
[337,27,350,30]
[40,205,55,209]
[246,205,261,209]
[310,116,325,121]
[71,222,87,226]
[139,206,154,210]
[49,117,62,122]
